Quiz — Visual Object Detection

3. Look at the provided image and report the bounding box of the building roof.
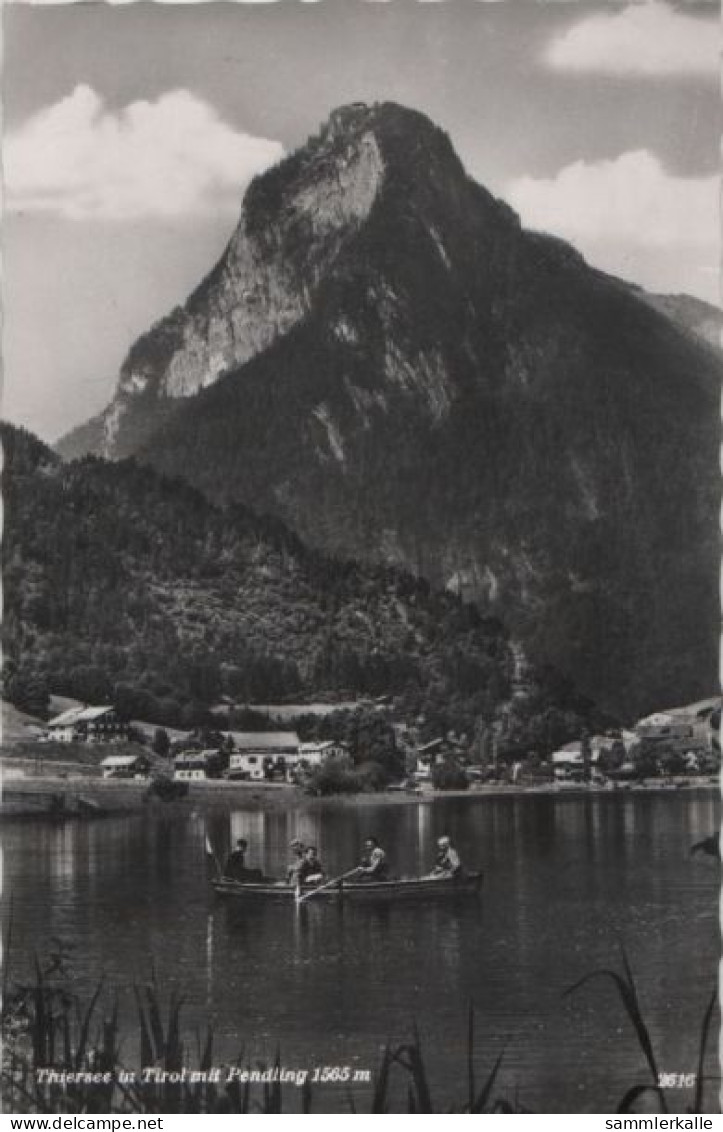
[47,708,80,727]
[636,712,680,730]
[48,705,115,727]
[229,731,299,750]
[174,749,219,765]
[300,740,347,752]
[551,742,581,763]
[655,696,722,720]
[417,738,444,754]
[101,754,144,768]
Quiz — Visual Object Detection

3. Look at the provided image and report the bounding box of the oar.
[296,867,361,904]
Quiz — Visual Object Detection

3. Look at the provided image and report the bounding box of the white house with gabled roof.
[101,753,149,779]
[298,740,349,767]
[45,705,128,743]
[227,731,300,780]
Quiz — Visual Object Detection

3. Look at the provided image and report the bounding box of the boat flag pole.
[205,908,215,1009]
[205,832,223,879]
[296,867,361,905]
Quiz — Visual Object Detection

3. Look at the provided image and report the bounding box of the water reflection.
[3,790,719,1113]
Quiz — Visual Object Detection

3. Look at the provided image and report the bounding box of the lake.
[3,789,720,1113]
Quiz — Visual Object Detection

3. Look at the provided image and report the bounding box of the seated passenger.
[287,838,306,884]
[357,836,389,882]
[224,838,249,881]
[430,835,463,878]
[297,846,324,886]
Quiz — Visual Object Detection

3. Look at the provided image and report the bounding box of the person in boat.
[430,834,463,878]
[224,838,249,881]
[690,833,721,860]
[356,836,389,882]
[297,845,325,886]
[287,838,306,883]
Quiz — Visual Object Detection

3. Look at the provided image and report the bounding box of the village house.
[550,740,601,777]
[413,735,468,780]
[227,732,300,781]
[635,698,721,755]
[44,705,128,744]
[697,700,721,754]
[298,739,349,769]
[550,733,636,779]
[634,712,697,748]
[173,749,225,781]
[101,753,150,780]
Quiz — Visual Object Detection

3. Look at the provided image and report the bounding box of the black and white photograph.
[2,0,721,1117]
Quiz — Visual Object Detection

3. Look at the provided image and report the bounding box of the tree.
[657,745,686,777]
[347,709,403,779]
[152,727,171,758]
[599,735,626,773]
[186,660,222,705]
[632,739,659,780]
[67,664,112,705]
[5,665,49,718]
[580,729,592,783]
[432,759,469,791]
[179,701,212,730]
[306,756,360,796]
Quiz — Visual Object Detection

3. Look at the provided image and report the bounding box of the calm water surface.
[3,790,720,1113]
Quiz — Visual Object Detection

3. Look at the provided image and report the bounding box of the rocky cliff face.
[58,102,722,719]
[61,107,391,459]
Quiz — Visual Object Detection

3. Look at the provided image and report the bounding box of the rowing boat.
[212,871,483,903]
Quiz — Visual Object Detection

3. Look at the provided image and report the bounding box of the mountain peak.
[324,100,382,137]
[60,100,490,459]
[322,99,449,145]
[322,100,468,189]
[242,99,466,231]
[55,102,721,717]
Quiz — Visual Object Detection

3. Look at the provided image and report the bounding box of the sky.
[3,0,720,443]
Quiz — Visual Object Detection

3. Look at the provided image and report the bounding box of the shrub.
[146,776,189,802]
[353,760,390,792]
[305,756,361,796]
[432,759,469,791]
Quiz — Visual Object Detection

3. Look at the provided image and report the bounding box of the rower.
[287,838,306,883]
[357,836,389,882]
[224,838,249,881]
[297,845,325,886]
[431,834,463,878]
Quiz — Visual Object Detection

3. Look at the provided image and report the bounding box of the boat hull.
[212,872,483,903]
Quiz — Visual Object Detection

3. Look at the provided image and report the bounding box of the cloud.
[508,150,717,248]
[546,2,719,76]
[5,85,285,220]
[507,151,719,297]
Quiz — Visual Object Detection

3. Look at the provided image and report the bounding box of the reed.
[564,945,717,1115]
[2,946,716,1114]
[0,956,519,1114]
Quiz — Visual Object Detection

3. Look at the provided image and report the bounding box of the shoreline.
[0,758,719,818]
